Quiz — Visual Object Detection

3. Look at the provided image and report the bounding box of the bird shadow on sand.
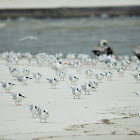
[47,88,60,90]
[8,104,27,107]
[35,121,54,124]
[65,97,84,100]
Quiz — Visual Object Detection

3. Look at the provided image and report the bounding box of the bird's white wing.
[19,36,31,41]
[19,36,47,45]
[138,111,140,116]
[0,82,2,86]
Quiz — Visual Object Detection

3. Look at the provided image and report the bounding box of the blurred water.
[0,16,140,58]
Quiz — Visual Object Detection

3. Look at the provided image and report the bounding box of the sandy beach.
[0,53,140,140]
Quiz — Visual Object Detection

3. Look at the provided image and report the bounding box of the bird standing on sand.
[57,71,66,81]
[94,73,104,83]
[67,75,79,85]
[74,64,82,74]
[115,67,125,77]
[88,81,98,91]
[51,61,65,72]
[130,73,140,83]
[106,63,116,71]
[104,71,113,80]
[10,93,26,106]
[10,68,20,77]
[23,68,30,76]
[15,75,32,85]
[46,78,58,89]
[70,86,82,99]
[38,109,49,123]
[85,69,93,78]
[28,104,40,118]
[32,72,42,83]
[120,60,131,69]
[0,82,15,93]
[36,59,44,65]
[80,83,94,95]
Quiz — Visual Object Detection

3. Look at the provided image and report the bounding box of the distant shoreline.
[0,6,140,19]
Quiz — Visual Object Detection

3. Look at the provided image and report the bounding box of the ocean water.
[0,16,140,58]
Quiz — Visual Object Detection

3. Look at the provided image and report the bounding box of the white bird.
[67,53,76,60]
[91,59,98,66]
[133,91,140,96]
[16,52,22,59]
[131,55,138,62]
[46,56,56,65]
[23,68,30,76]
[97,54,117,64]
[28,104,40,118]
[68,60,76,67]
[67,75,79,85]
[57,71,66,81]
[104,71,113,80]
[7,65,16,73]
[83,57,92,65]
[15,75,32,85]
[133,65,140,72]
[85,69,93,78]
[55,52,63,58]
[51,61,64,72]
[74,64,82,74]
[121,60,131,69]
[88,81,98,91]
[36,59,44,65]
[70,86,82,99]
[0,81,15,93]
[26,53,33,63]
[10,68,20,77]
[10,93,26,106]
[116,67,125,77]
[2,52,9,61]
[130,73,140,83]
[9,57,20,65]
[94,73,104,83]
[32,72,42,83]
[19,36,47,45]
[138,111,140,117]
[80,83,94,95]
[106,63,116,70]
[46,78,58,89]
[38,109,49,123]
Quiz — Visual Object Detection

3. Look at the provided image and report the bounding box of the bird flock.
[0,51,140,123]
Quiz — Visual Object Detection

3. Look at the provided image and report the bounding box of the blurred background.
[0,0,140,58]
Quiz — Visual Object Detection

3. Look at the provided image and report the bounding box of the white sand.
[0,0,140,9]
[0,56,140,139]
